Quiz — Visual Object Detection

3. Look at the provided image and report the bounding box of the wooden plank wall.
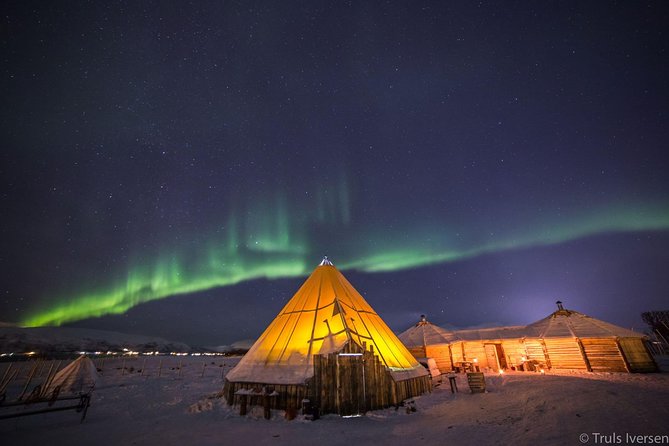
[450,342,464,364]
[523,339,548,365]
[417,336,653,374]
[425,344,453,372]
[224,341,431,416]
[501,340,525,369]
[581,339,627,372]
[618,338,658,372]
[222,380,308,411]
[543,339,588,370]
[407,346,426,361]
[311,341,431,415]
[463,342,488,368]
[392,373,432,405]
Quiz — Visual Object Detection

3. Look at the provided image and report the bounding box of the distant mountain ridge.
[0,325,191,354]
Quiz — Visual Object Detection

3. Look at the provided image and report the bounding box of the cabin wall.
[543,338,588,370]
[420,335,653,374]
[523,339,548,366]
[501,340,526,369]
[580,338,628,372]
[462,342,488,368]
[450,342,465,364]
[425,344,453,372]
[618,338,658,373]
[406,346,426,362]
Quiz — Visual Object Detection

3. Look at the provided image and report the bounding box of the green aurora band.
[21,202,669,327]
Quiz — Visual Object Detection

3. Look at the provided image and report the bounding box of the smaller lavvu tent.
[398,315,457,372]
[47,355,99,395]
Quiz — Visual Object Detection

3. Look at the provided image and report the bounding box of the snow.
[1,356,668,446]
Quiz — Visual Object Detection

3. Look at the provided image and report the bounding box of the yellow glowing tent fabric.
[225,258,427,385]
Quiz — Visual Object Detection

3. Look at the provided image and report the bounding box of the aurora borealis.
[20,199,669,328]
[2,2,669,344]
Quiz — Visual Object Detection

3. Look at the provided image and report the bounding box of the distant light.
[540,369,545,374]
[472,358,478,363]
[498,369,504,375]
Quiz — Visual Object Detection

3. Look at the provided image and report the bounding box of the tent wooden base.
[223,343,431,416]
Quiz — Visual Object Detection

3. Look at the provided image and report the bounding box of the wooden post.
[158,359,163,377]
[239,394,247,416]
[540,339,552,369]
[263,393,271,420]
[615,338,632,373]
[20,362,41,400]
[576,338,592,372]
[100,358,105,373]
[42,361,61,395]
[0,363,12,384]
[35,360,44,378]
[121,358,126,376]
[201,361,206,378]
[448,344,455,372]
[141,358,147,377]
[33,362,53,396]
[178,360,183,378]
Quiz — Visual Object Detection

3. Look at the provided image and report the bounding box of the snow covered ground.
[1,356,668,446]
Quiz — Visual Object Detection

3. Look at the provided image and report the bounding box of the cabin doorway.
[336,353,365,416]
[484,344,508,371]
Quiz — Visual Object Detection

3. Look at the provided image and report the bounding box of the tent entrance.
[336,353,365,416]
[484,344,508,371]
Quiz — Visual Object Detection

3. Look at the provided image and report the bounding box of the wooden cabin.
[223,258,430,416]
[397,315,457,373]
[399,303,657,374]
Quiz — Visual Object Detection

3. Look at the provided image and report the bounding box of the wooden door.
[336,353,365,416]
[484,344,500,371]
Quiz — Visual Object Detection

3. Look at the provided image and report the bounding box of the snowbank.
[1,357,667,446]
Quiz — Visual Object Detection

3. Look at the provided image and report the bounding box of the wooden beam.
[576,338,592,372]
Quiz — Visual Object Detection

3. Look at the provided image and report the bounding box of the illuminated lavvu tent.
[223,257,430,416]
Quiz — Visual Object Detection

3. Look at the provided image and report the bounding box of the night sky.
[2,1,668,346]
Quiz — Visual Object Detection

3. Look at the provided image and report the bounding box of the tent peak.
[319,256,334,266]
[416,314,429,326]
[553,300,573,317]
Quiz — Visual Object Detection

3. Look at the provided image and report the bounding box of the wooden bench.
[0,386,92,423]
